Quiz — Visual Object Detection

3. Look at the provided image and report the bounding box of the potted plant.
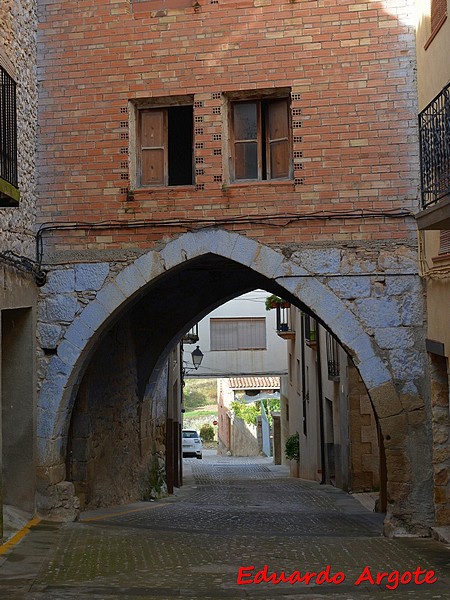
[285,432,300,477]
[265,294,291,311]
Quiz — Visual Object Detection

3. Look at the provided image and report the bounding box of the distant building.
[188,290,288,379]
[277,306,384,510]
[217,376,280,457]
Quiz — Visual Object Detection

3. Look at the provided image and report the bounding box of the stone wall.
[0,0,37,257]
[348,361,380,493]
[0,0,38,537]
[429,354,450,526]
[230,416,260,457]
[68,317,167,510]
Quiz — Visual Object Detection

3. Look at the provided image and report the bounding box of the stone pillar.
[272,412,281,465]
[430,354,450,525]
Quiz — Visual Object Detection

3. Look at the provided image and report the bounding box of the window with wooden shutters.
[138,105,193,187]
[210,317,266,351]
[439,230,450,255]
[231,97,291,182]
[431,0,447,35]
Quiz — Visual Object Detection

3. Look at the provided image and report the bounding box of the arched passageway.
[36,229,433,536]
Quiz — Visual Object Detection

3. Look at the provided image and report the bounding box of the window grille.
[0,66,18,188]
[326,332,340,381]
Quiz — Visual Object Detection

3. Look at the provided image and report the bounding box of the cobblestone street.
[1,452,450,599]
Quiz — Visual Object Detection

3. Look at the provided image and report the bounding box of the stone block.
[41,269,75,294]
[78,300,110,332]
[349,332,376,364]
[297,248,341,275]
[36,462,65,486]
[374,327,414,350]
[115,263,147,298]
[399,393,425,412]
[230,235,260,267]
[74,262,109,291]
[44,355,72,382]
[250,244,284,279]
[400,294,424,326]
[45,294,79,323]
[354,297,401,328]
[434,468,450,486]
[37,406,57,440]
[64,317,94,350]
[328,276,371,299]
[434,486,448,504]
[38,323,63,349]
[435,505,450,526]
[159,236,186,271]
[95,282,127,314]
[357,355,391,389]
[190,228,239,259]
[57,339,81,368]
[38,378,66,414]
[384,449,411,483]
[388,348,426,382]
[372,383,403,419]
[386,275,422,297]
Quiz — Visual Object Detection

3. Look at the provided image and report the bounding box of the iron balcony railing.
[419,81,450,210]
[326,332,340,381]
[0,65,17,188]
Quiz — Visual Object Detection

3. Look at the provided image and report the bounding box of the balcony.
[416,81,450,230]
[275,303,295,340]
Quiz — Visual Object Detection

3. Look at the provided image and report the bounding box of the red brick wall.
[37,0,419,252]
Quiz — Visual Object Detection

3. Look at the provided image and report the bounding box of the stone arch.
[37,229,433,535]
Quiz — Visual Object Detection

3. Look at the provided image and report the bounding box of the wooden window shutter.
[439,230,450,255]
[431,0,447,33]
[266,99,290,179]
[140,110,166,185]
[232,102,259,180]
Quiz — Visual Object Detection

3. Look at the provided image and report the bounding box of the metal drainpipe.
[316,324,327,485]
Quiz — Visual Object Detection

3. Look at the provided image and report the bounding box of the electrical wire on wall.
[35,207,415,269]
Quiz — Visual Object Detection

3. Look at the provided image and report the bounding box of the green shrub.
[200,423,215,442]
[285,432,300,462]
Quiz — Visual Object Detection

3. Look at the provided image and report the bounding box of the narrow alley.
[1,451,450,599]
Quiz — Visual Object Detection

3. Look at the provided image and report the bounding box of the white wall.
[185,290,288,378]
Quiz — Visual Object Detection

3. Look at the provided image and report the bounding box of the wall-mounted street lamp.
[191,345,204,370]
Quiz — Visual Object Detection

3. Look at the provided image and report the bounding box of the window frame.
[210,317,267,351]
[229,95,292,183]
[135,101,194,189]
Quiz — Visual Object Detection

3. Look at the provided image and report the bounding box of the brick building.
[0,0,431,537]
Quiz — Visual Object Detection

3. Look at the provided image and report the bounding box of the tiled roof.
[228,376,280,390]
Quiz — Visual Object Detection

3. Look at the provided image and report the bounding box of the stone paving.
[1,452,450,599]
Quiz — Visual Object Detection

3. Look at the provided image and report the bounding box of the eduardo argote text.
[237,564,437,590]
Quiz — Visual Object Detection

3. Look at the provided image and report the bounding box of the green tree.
[231,400,260,426]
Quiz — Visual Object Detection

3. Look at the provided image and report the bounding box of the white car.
[182,429,203,459]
